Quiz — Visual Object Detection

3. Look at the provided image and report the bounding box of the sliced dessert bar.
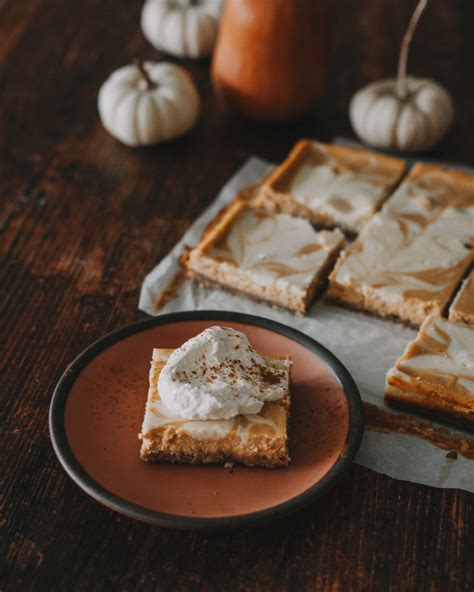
[449,270,474,326]
[327,163,474,326]
[139,349,292,467]
[185,199,344,314]
[255,140,406,234]
[385,314,474,428]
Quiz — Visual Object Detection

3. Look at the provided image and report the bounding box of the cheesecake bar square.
[255,140,406,234]
[185,199,344,314]
[449,270,474,326]
[385,314,474,428]
[327,163,474,326]
[139,349,292,467]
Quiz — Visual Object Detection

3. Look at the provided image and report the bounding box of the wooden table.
[1,1,473,590]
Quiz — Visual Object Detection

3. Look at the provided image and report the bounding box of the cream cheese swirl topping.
[209,209,344,290]
[158,326,290,420]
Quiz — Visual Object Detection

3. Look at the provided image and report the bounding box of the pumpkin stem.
[134,59,156,90]
[396,0,428,99]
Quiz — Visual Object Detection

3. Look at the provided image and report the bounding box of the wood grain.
[1,0,473,590]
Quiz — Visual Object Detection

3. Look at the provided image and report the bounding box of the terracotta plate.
[49,311,363,530]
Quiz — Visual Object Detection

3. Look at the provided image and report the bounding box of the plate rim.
[49,310,364,531]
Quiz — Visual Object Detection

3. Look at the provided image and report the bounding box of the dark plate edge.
[49,310,364,531]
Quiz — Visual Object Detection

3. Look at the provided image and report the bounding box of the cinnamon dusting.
[154,269,187,312]
[364,402,474,460]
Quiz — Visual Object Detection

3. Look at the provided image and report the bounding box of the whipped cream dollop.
[158,326,289,420]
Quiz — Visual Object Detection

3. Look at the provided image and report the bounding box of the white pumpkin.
[350,77,454,152]
[98,61,200,147]
[141,0,222,59]
[349,0,454,153]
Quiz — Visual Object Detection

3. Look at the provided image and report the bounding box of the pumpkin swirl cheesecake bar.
[327,163,474,326]
[183,199,344,314]
[385,314,474,428]
[254,140,406,234]
[139,326,292,467]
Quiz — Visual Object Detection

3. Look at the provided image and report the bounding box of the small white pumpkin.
[98,61,200,147]
[349,0,454,153]
[141,0,222,59]
[350,77,454,152]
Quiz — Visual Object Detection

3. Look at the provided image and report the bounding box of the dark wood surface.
[1,1,473,590]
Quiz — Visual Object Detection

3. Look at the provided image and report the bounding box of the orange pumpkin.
[211,0,330,122]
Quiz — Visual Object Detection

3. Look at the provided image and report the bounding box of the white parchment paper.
[139,156,474,493]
